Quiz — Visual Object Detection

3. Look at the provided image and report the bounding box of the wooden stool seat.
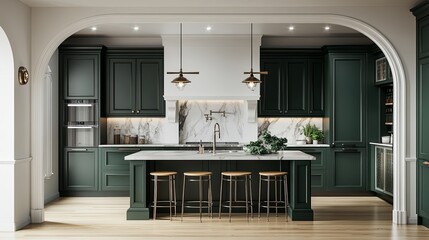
[150,171,177,177]
[184,171,212,177]
[259,171,288,177]
[221,171,252,177]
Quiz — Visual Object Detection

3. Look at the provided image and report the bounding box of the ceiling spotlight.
[133,26,139,31]
[206,26,212,31]
[324,26,331,31]
[91,26,97,31]
[288,26,295,31]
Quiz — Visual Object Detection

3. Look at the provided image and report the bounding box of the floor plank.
[2,197,428,239]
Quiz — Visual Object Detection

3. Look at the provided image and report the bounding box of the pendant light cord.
[180,23,183,71]
[250,23,253,72]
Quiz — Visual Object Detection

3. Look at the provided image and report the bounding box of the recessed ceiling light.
[288,26,295,31]
[133,26,139,31]
[324,26,331,31]
[206,26,212,31]
[91,26,97,31]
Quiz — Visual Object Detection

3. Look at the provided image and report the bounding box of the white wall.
[0,0,32,231]
[27,2,418,225]
[44,50,59,204]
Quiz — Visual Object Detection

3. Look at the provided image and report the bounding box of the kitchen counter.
[369,142,393,148]
[99,143,330,148]
[125,150,315,161]
[126,149,314,221]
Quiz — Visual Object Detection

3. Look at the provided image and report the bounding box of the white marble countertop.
[124,150,316,161]
[99,144,330,148]
[369,142,393,148]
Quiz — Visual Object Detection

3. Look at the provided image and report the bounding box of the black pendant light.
[242,23,267,91]
[167,23,199,90]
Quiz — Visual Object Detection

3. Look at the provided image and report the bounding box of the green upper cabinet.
[259,49,324,117]
[106,49,165,117]
[325,49,367,147]
[418,56,429,160]
[418,16,429,58]
[59,46,104,99]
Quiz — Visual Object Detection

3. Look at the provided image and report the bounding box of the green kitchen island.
[124,150,315,221]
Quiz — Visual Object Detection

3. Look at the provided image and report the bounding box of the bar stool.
[219,171,253,222]
[258,171,289,221]
[150,171,177,220]
[181,171,213,222]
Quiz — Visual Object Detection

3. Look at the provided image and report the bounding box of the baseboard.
[15,217,31,230]
[408,214,418,224]
[44,192,59,204]
[0,217,31,231]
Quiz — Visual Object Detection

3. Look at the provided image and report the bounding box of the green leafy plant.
[302,123,316,137]
[244,131,288,155]
[311,128,324,141]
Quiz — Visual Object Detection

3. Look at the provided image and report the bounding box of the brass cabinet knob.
[136,110,140,113]
[131,110,135,113]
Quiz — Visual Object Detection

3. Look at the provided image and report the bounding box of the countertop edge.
[369,142,393,148]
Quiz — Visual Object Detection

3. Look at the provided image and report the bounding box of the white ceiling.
[19,0,423,8]
[73,23,362,38]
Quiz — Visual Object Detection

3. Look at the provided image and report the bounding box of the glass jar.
[138,135,146,144]
[130,135,138,144]
[124,134,130,144]
[114,127,121,144]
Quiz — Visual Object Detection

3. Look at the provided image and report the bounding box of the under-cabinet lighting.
[67,103,92,107]
[67,126,94,129]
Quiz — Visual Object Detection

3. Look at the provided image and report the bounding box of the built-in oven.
[64,100,98,147]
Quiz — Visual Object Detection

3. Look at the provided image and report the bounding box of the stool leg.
[208,175,213,218]
[245,175,249,221]
[249,175,253,218]
[181,175,186,222]
[173,175,177,217]
[258,175,262,218]
[199,176,203,223]
[229,176,233,223]
[153,176,158,220]
[275,176,278,217]
[219,175,223,219]
[234,177,237,202]
[267,176,270,222]
[169,175,173,221]
[284,175,289,222]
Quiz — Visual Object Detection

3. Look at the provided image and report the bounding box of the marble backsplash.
[106,101,324,145]
[257,118,324,144]
[178,100,245,143]
[106,118,169,144]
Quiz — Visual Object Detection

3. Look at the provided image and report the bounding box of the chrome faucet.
[213,123,221,154]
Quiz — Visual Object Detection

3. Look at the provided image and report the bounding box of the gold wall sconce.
[18,66,29,85]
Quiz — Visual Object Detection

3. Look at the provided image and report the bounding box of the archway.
[31,14,408,225]
[0,26,17,231]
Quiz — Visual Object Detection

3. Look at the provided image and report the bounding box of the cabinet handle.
[131,110,135,113]
[423,161,429,166]
[340,148,358,152]
[341,144,357,148]
[309,110,313,113]
[70,148,88,152]
[136,110,140,113]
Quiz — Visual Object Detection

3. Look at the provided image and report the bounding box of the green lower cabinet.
[327,148,367,193]
[63,148,98,192]
[99,148,140,192]
[418,159,429,227]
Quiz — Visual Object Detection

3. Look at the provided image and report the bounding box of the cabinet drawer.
[101,171,130,191]
[100,148,140,170]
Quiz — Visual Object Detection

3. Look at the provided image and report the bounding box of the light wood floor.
[2,197,428,239]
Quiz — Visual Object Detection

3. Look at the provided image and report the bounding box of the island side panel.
[289,160,314,221]
[127,160,150,220]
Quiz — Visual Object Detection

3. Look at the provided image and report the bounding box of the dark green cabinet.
[259,50,324,117]
[413,2,429,228]
[327,148,366,192]
[99,148,140,192]
[62,148,98,192]
[59,46,103,99]
[106,49,164,117]
[325,51,367,147]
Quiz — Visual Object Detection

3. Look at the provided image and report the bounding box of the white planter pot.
[313,140,319,145]
[305,136,312,144]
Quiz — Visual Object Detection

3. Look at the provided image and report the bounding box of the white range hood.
[162,34,262,101]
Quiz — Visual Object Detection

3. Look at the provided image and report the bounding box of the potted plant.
[311,128,324,145]
[302,123,315,144]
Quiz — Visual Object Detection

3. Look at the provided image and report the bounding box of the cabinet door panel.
[419,17,429,58]
[108,59,135,115]
[331,55,366,147]
[259,60,283,116]
[285,59,307,115]
[418,159,429,219]
[418,57,429,160]
[329,148,366,191]
[63,54,98,99]
[308,58,324,115]
[63,148,98,191]
[136,59,164,115]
